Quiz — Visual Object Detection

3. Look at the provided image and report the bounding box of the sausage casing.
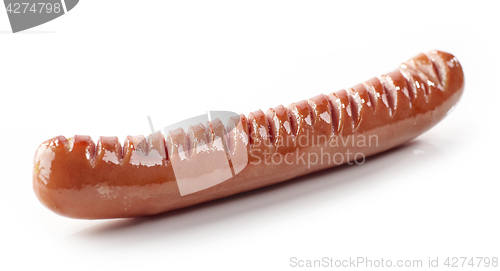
[33,50,464,219]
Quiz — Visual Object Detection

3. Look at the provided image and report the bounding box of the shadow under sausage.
[63,139,442,245]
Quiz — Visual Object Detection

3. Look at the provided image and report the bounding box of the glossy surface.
[33,50,464,219]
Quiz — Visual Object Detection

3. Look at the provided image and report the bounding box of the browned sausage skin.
[33,50,464,219]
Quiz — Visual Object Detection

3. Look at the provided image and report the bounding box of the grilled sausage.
[33,50,464,219]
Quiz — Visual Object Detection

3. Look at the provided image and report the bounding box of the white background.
[1,1,499,270]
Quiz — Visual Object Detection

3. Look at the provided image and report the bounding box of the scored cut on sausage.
[33,50,464,219]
